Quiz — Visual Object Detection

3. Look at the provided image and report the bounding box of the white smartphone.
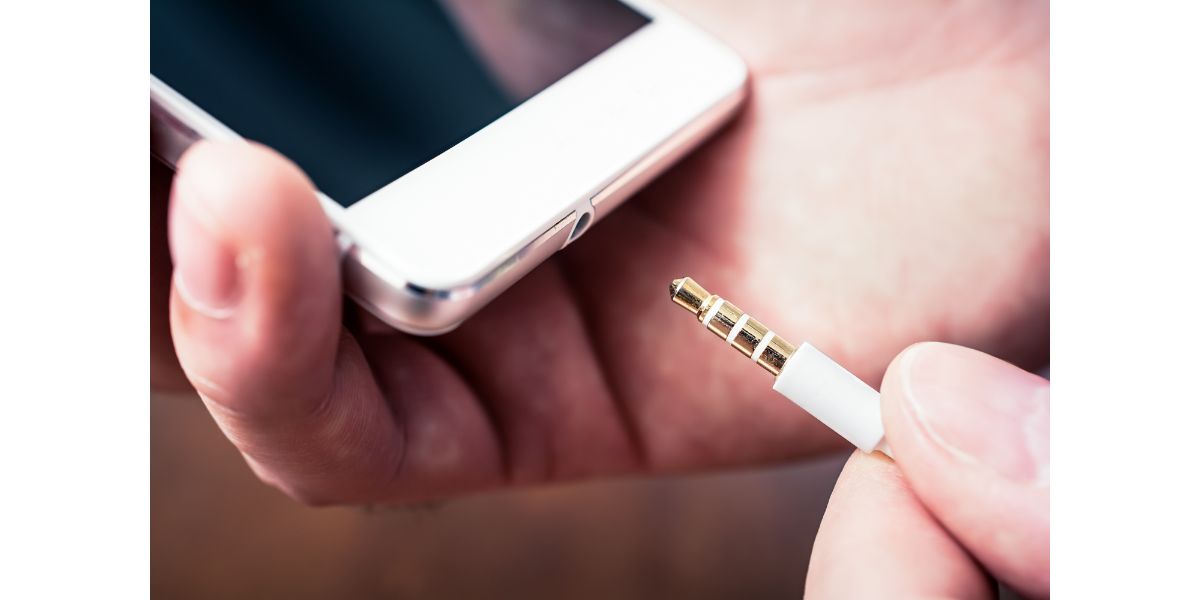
[151,0,747,334]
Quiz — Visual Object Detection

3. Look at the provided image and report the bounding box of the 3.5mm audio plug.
[668,277,892,457]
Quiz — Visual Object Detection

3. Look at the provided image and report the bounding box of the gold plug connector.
[669,277,796,376]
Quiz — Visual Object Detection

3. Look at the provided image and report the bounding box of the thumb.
[167,140,342,421]
[167,141,410,504]
[167,141,507,505]
[881,342,1050,598]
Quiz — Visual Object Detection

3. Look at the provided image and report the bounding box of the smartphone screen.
[152,0,648,206]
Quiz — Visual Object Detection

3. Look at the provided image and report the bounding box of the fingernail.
[169,178,240,319]
[899,343,1049,486]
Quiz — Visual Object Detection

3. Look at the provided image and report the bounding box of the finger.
[807,452,994,599]
[882,342,1050,598]
[151,156,188,391]
[167,141,403,503]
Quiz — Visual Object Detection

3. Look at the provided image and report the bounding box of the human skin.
[807,342,1049,599]
[151,0,1048,504]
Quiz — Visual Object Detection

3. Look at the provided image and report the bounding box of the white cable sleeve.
[772,342,892,457]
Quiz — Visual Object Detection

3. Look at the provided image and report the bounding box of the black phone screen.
[152,0,648,206]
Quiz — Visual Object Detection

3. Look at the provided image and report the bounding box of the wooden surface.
[152,391,846,599]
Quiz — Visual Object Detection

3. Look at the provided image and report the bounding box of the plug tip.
[669,278,685,299]
[668,276,710,316]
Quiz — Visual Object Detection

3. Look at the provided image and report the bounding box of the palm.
[155,0,1048,503]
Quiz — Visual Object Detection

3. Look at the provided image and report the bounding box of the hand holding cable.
[668,278,1050,598]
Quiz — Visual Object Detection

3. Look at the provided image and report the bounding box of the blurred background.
[152,389,846,599]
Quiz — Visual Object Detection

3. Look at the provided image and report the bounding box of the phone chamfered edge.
[343,77,747,335]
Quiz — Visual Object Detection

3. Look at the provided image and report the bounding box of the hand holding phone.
[153,0,1048,505]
